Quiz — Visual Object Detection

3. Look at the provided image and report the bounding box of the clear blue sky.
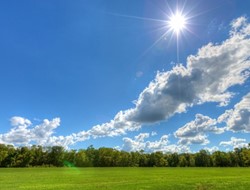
[0,0,249,152]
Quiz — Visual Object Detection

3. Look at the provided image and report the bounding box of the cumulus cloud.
[0,118,32,145]
[173,91,250,146]
[175,114,224,145]
[32,118,61,144]
[84,16,250,138]
[218,92,250,133]
[120,133,151,152]
[121,133,189,153]
[220,137,248,149]
[178,135,210,146]
[10,116,32,127]
[86,110,141,138]
[204,146,219,153]
[0,117,76,148]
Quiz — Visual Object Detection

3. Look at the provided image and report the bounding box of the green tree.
[179,154,188,167]
[241,147,250,167]
[48,146,64,167]
[85,145,98,166]
[167,153,179,167]
[15,147,33,167]
[212,151,231,167]
[0,144,8,167]
[195,150,211,167]
[75,149,90,167]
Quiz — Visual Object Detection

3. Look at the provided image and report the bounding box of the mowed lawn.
[0,167,249,190]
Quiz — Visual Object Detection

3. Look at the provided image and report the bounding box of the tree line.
[0,144,249,167]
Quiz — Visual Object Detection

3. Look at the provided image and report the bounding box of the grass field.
[0,167,249,190]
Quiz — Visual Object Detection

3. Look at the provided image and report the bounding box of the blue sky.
[0,0,249,153]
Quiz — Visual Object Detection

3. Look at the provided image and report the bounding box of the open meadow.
[0,167,249,190]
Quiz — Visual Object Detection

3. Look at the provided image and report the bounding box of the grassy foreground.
[0,167,249,190]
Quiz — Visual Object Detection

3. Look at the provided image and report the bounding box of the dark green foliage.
[0,144,249,167]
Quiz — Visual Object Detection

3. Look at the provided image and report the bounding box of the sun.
[168,11,187,35]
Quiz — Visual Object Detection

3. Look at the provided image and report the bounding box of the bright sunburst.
[168,11,187,35]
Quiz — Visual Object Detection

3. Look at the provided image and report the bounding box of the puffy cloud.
[87,16,250,136]
[220,137,248,149]
[45,135,76,148]
[10,116,32,127]
[74,131,90,142]
[87,110,141,139]
[145,135,170,152]
[0,120,32,145]
[134,133,150,142]
[32,118,61,144]
[0,117,76,148]
[174,92,250,146]
[175,114,224,145]
[218,92,250,133]
[121,133,189,153]
[0,117,33,145]
[122,136,148,152]
[177,135,210,146]
[204,146,219,153]
[121,133,151,152]
[230,16,250,36]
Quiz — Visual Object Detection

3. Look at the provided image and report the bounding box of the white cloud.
[175,114,224,145]
[10,116,32,127]
[178,135,210,146]
[204,146,219,153]
[121,133,189,153]
[151,131,157,136]
[0,117,76,148]
[220,137,248,149]
[32,118,61,144]
[218,92,250,133]
[45,135,76,148]
[134,133,150,142]
[174,92,250,146]
[122,136,147,152]
[87,110,141,139]
[230,16,250,36]
[0,120,32,145]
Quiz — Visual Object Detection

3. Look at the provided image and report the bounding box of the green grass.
[0,167,249,190]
